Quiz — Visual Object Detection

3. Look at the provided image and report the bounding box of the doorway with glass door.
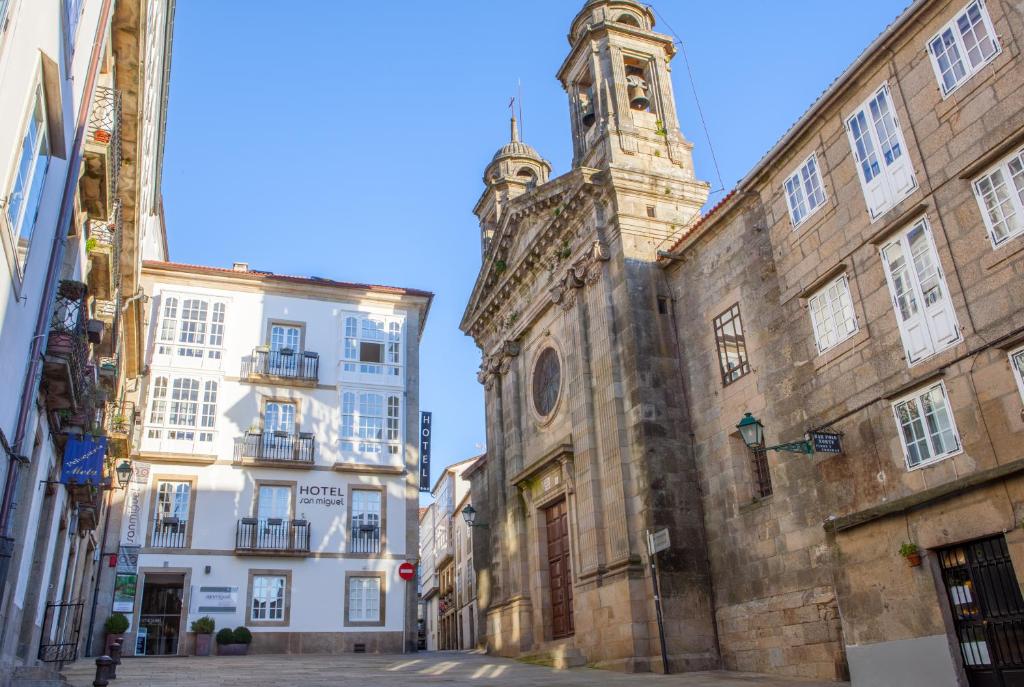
[269,323,302,377]
[262,401,296,462]
[253,482,293,552]
[137,572,186,656]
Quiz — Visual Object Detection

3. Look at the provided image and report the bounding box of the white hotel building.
[115,260,431,656]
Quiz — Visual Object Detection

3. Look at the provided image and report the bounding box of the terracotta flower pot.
[905,552,922,567]
[194,633,213,656]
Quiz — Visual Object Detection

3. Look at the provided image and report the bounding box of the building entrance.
[137,575,184,656]
[939,535,1024,687]
[545,499,573,639]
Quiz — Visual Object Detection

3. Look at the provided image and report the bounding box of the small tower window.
[517,168,537,191]
[646,205,657,218]
[624,56,653,113]
[576,70,595,129]
[617,13,641,27]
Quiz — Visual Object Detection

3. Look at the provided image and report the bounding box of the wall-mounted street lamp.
[114,460,134,489]
[736,413,815,455]
[461,504,488,528]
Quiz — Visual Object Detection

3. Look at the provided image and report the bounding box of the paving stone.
[60,652,847,687]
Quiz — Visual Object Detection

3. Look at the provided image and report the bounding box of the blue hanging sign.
[61,436,107,485]
[419,412,432,492]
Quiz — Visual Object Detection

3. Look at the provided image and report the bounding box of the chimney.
[232,262,249,272]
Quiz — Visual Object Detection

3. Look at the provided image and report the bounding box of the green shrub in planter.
[215,628,235,645]
[190,616,215,634]
[232,627,252,645]
[104,613,129,636]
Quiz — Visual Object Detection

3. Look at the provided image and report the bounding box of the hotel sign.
[419,412,432,492]
[120,462,151,548]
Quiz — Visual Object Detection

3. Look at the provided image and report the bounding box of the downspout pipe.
[0,0,114,540]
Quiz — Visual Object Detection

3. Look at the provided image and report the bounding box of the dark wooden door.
[545,499,574,639]
[939,535,1024,687]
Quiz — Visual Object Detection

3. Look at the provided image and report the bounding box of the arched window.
[518,168,538,190]
[618,13,641,27]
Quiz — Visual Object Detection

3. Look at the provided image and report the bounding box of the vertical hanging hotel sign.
[419,412,432,492]
[60,436,107,485]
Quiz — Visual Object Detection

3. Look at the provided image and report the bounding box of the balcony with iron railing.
[103,401,135,458]
[235,431,315,467]
[43,281,91,417]
[350,523,382,554]
[241,347,319,386]
[86,200,122,301]
[235,518,311,556]
[151,518,188,549]
[80,86,121,220]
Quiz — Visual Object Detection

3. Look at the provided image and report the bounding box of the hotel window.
[343,315,402,377]
[927,1,1000,97]
[256,484,292,542]
[347,576,382,624]
[973,147,1024,248]
[350,489,382,554]
[808,275,859,354]
[713,304,750,386]
[152,480,191,548]
[1011,347,1024,403]
[892,382,962,469]
[3,82,51,280]
[145,375,218,443]
[250,575,286,623]
[156,296,226,359]
[880,218,961,365]
[846,84,917,220]
[784,154,827,227]
[341,390,401,457]
[268,323,303,375]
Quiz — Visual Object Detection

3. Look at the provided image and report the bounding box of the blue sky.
[162,1,908,482]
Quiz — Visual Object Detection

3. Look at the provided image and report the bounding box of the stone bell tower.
[559,0,704,186]
[473,117,552,257]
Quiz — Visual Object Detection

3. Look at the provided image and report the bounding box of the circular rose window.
[532,347,562,418]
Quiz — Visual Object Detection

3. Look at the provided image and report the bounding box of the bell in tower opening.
[624,58,651,112]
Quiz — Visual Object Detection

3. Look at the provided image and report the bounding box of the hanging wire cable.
[649,5,727,195]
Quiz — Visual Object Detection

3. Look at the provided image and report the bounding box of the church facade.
[461,0,719,674]
[462,0,1024,684]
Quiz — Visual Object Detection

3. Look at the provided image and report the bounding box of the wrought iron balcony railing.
[81,86,122,219]
[151,518,188,548]
[235,518,311,555]
[43,281,90,414]
[350,524,381,554]
[241,347,319,384]
[235,431,315,465]
[104,400,135,458]
[86,200,122,298]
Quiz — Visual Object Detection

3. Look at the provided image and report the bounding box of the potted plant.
[190,616,215,656]
[900,542,922,567]
[216,626,252,656]
[104,613,129,654]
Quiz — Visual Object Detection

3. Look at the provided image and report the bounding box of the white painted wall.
[127,270,424,639]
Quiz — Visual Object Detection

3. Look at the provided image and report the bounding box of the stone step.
[519,645,588,670]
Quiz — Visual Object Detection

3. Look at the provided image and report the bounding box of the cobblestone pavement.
[62,652,847,686]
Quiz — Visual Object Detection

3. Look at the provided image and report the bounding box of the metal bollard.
[93,655,113,687]
[109,640,121,679]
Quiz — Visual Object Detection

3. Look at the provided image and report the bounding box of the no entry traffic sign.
[399,562,416,581]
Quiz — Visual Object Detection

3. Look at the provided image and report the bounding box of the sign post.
[647,528,671,675]
[419,412,432,492]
